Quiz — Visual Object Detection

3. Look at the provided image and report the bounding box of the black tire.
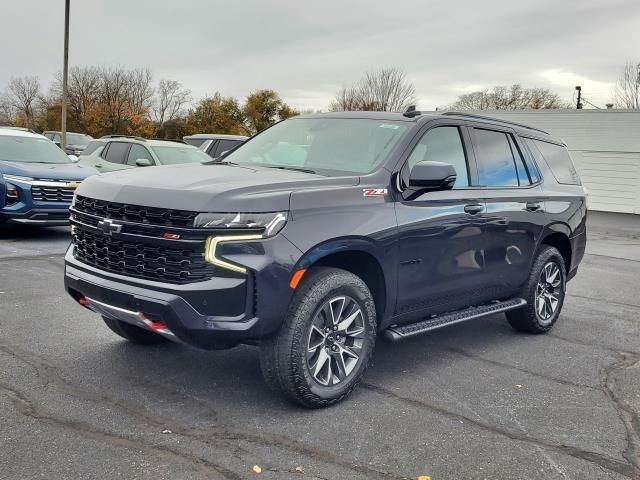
[102,316,167,345]
[506,246,566,334]
[259,267,377,408]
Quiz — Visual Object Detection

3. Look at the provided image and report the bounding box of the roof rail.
[150,138,187,144]
[1,126,36,133]
[99,134,147,141]
[441,111,549,134]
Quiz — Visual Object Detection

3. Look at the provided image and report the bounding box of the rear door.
[98,141,132,172]
[469,125,546,296]
[395,121,488,319]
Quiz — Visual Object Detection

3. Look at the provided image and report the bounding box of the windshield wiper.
[265,165,316,174]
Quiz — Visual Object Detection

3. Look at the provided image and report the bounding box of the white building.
[464,109,640,215]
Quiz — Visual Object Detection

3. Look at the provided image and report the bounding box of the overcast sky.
[4,0,640,110]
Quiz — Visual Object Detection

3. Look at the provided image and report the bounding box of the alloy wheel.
[306,296,366,386]
[535,261,562,323]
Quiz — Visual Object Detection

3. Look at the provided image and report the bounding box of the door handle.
[464,204,484,215]
[526,202,542,212]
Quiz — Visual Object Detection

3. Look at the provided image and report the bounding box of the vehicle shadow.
[0,224,70,240]
[78,313,523,413]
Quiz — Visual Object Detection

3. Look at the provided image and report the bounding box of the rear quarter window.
[529,139,581,185]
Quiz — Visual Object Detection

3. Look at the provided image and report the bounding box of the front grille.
[72,228,217,284]
[32,185,75,202]
[74,195,198,228]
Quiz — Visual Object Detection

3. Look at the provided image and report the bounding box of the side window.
[44,133,54,140]
[53,133,61,142]
[126,144,154,166]
[205,140,219,156]
[406,126,469,187]
[214,139,241,157]
[473,129,519,187]
[507,135,531,186]
[521,139,542,183]
[530,139,580,185]
[102,142,130,164]
[81,140,104,156]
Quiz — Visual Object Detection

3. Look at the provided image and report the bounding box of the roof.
[42,130,90,135]
[0,127,43,138]
[98,136,197,148]
[184,134,248,140]
[295,110,558,141]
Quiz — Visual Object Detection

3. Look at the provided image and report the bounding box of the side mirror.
[135,158,152,167]
[408,161,457,192]
[68,154,79,162]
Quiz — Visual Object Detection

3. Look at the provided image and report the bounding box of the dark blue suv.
[64,110,587,407]
[0,129,95,226]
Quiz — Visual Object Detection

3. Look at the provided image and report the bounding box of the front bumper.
[2,207,71,225]
[64,235,301,349]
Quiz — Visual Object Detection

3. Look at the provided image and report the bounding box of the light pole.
[61,0,70,150]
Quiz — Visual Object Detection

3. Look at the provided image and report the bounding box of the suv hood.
[0,160,96,181]
[75,163,359,212]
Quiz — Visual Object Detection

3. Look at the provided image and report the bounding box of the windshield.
[66,133,92,146]
[151,146,211,165]
[0,135,72,164]
[222,118,409,176]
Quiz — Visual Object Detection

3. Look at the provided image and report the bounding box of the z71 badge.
[362,188,388,197]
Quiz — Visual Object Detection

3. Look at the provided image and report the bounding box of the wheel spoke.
[337,307,362,333]
[537,296,546,316]
[312,348,330,385]
[308,325,325,352]
[329,297,346,326]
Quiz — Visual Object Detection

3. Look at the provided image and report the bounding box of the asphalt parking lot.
[0,212,639,480]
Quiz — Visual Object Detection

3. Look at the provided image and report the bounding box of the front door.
[395,123,488,320]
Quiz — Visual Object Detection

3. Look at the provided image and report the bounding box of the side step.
[383,297,527,342]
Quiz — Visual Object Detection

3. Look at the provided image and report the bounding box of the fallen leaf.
[161,428,172,434]
[294,466,304,473]
[418,476,432,480]
[252,465,262,474]
[516,384,523,389]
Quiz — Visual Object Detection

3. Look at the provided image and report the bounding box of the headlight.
[5,183,19,204]
[3,175,34,183]
[198,212,288,274]
[194,212,287,237]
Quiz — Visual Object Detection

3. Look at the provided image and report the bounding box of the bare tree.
[4,76,42,127]
[613,61,640,109]
[330,67,416,112]
[127,68,154,115]
[51,66,102,129]
[152,79,191,132]
[359,68,416,112]
[449,84,563,110]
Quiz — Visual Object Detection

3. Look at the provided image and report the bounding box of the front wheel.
[507,246,566,334]
[260,267,377,408]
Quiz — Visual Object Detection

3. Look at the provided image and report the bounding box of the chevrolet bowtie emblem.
[97,219,123,236]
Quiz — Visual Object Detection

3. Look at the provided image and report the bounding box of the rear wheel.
[507,246,566,334]
[260,267,377,408]
[102,316,167,345]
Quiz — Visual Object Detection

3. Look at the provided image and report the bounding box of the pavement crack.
[447,347,598,391]
[0,381,243,480]
[600,352,640,477]
[361,382,637,479]
[0,340,409,480]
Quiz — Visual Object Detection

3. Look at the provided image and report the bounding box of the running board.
[383,298,527,342]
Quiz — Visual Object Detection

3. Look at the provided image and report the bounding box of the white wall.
[461,110,640,214]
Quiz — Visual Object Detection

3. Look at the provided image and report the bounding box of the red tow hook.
[78,297,89,306]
